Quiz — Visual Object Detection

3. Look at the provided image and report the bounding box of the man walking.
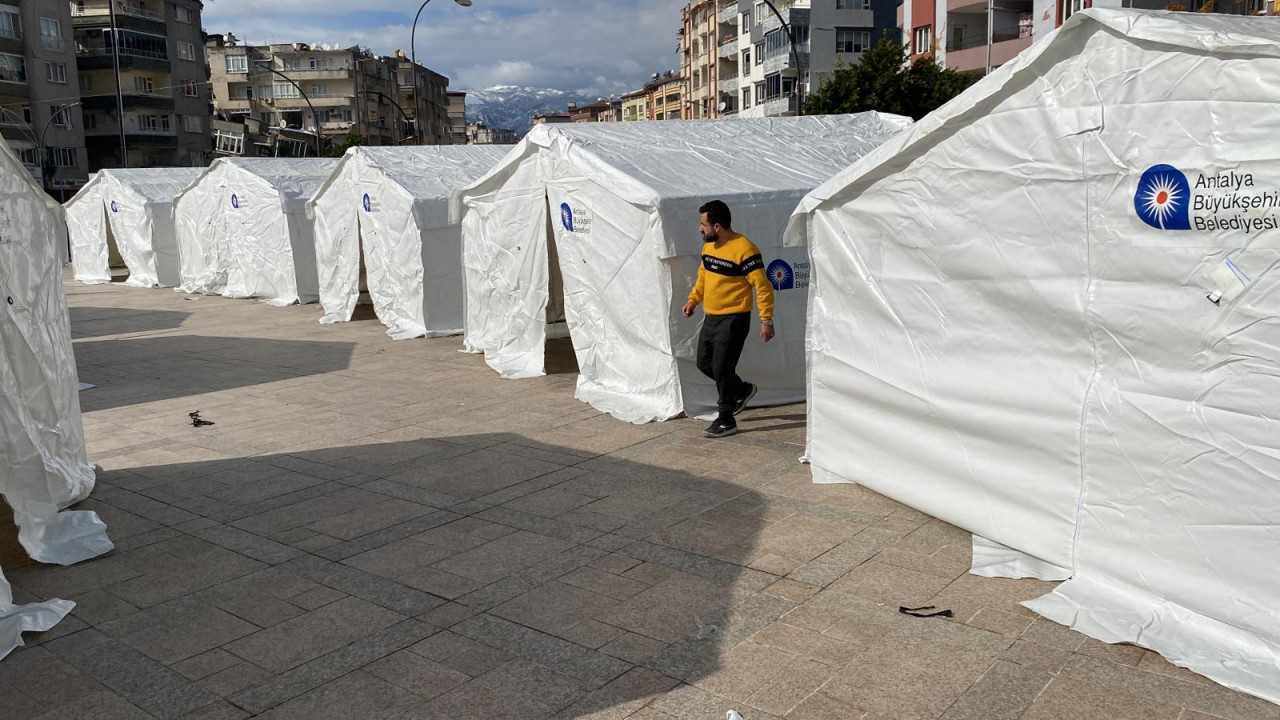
[682,200,775,438]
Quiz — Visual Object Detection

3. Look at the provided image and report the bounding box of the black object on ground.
[899,605,954,618]
[189,411,215,427]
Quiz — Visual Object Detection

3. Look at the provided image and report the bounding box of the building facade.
[647,74,684,120]
[465,122,515,144]
[207,38,451,156]
[447,90,466,144]
[72,0,211,171]
[681,0,897,120]
[0,1,88,199]
[621,88,648,121]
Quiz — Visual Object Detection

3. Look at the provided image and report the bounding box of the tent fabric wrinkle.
[453,114,912,424]
[785,8,1280,704]
[1,137,112,661]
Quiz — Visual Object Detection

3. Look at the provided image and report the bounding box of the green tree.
[328,131,365,158]
[805,31,978,121]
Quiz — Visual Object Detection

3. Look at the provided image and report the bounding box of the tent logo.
[768,259,794,291]
[230,193,240,209]
[362,193,372,213]
[560,203,574,232]
[109,200,118,213]
[1135,164,1191,230]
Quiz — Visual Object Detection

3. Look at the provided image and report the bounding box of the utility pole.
[107,2,128,166]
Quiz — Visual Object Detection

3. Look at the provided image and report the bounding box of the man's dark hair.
[699,200,732,229]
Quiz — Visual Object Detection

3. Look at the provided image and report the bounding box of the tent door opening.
[104,206,128,281]
[353,210,374,319]
[543,195,577,375]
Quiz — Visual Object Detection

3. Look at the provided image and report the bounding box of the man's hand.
[760,323,775,342]
[682,301,697,318]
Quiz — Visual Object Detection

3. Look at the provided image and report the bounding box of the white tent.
[64,168,202,288]
[785,9,1280,703]
[313,145,510,339]
[0,140,112,659]
[453,114,911,424]
[174,158,338,306]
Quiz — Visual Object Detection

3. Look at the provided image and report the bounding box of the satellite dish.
[718,101,727,112]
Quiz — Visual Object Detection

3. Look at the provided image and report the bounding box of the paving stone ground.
[2,272,1275,719]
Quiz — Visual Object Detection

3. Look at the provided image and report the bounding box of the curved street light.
[255,61,323,157]
[39,102,82,197]
[411,0,472,144]
[758,0,804,116]
[357,90,414,144]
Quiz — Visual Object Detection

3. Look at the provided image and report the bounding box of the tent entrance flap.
[356,214,370,304]
[545,196,569,340]
[105,209,127,279]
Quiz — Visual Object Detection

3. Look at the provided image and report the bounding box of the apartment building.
[447,90,466,144]
[207,38,451,156]
[0,1,88,199]
[621,88,647,121]
[465,122,515,144]
[647,73,684,120]
[393,50,450,145]
[72,0,211,171]
[681,0,897,120]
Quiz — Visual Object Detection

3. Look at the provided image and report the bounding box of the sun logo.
[767,259,794,290]
[1134,164,1191,230]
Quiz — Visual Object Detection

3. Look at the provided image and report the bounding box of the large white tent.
[174,158,337,306]
[785,9,1280,703]
[0,140,112,659]
[453,114,911,424]
[65,168,202,288]
[313,145,510,339]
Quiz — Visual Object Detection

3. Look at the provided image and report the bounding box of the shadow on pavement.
[5,432,785,720]
[68,307,191,339]
[73,335,356,413]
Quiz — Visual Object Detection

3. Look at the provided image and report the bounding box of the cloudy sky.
[202,0,688,94]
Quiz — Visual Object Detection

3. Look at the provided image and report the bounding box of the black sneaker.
[704,419,738,438]
[733,383,758,416]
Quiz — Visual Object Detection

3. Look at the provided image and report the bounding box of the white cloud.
[201,0,686,94]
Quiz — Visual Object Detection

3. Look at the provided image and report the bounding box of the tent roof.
[209,157,339,202]
[788,9,1280,241]
[343,145,512,202]
[99,168,203,203]
[462,113,912,212]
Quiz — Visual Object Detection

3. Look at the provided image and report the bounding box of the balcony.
[718,36,739,58]
[719,0,740,23]
[761,92,798,116]
[82,90,174,111]
[274,67,354,81]
[763,45,809,75]
[945,32,1031,71]
[721,75,738,93]
[72,2,166,32]
[272,94,353,109]
[77,46,171,72]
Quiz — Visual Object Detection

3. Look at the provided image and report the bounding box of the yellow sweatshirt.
[687,233,775,321]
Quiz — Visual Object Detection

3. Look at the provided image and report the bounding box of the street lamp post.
[39,102,82,198]
[358,90,414,144]
[255,61,323,157]
[411,0,473,144]
[758,0,804,116]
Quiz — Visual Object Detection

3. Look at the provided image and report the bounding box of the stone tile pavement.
[1,274,1275,719]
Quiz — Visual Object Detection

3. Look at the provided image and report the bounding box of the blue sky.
[201,0,688,93]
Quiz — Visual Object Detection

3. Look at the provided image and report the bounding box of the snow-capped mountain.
[464,86,601,137]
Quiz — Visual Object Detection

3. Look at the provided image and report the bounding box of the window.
[742,48,751,67]
[177,41,196,61]
[314,109,331,124]
[50,148,77,167]
[215,128,244,154]
[836,0,872,8]
[183,79,199,97]
[754,2,766,25]
[46,62,67,84]
[765,28,787,58]
[765,72,782,99]
[836,28,872,53]
[273,82,300,98]
[109,29,167,59]
[692,69,701,90]
[84,112,98,130]
[914,25,932,53]
[755,82,764,104]
[21,104,29,124]
[176,5,194,23]
[183,114,202,133]
[52,104,73,128]
[17,148,38,167]
[754,43,764,65]
[0,6,18,40]
[134,75,154,93]
[741,87,751,109]
[310,83,327,96]
[256,85,271,99]
[225,55,248,73]
[39,18,62,51]
[138,114,170,132]
[0,53,25,83]
[79,74,92,92]
[741,12,750,31]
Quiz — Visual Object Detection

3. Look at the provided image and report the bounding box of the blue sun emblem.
[767,259,794,291]
[1134,164,1191,230]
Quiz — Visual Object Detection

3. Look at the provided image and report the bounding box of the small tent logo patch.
[560,203,574,232]
[768,259,794,291]
[1135,164,1191,230]
[362,193,372,213]
[230,193,240,209]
